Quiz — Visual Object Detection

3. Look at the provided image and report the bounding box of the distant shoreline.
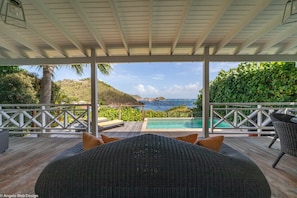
[140,99,196,111]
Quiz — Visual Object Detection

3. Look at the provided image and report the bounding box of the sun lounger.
[98,119,124,130]
[98,117,109,123]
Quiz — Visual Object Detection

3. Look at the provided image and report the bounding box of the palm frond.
[68,64,84,75]
[97,63,113,75]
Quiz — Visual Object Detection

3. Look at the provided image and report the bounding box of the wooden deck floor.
[0,122,296,197]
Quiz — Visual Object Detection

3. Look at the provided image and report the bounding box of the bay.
[140,99,196,111]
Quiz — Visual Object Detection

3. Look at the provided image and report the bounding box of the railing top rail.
[0,104,92,107]
[210,102,297,106]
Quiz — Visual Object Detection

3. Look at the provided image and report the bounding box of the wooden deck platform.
[0,122,296,197]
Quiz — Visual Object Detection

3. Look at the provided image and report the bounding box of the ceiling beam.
[256,23,297,54]
[171,0,192,55]
[277,40,297,54]
[1,54,297,66]
[192,0,233,55]
[70,0,108,56]
[0,27,46,58]
[108,0,129,55]
[234,14,282,55]
[29,0,88,57]
[0,37,27,58]
[213,0,271,55]
[26,23,68,57]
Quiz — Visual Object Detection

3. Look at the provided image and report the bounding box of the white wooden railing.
[210,102,297,135]
[1,102,297,136]
[0,104,91,135]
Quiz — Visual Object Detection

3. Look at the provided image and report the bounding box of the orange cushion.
[82,132,104,150]
[175,134,198,144]
[101,134,121,143]
[197,136,224,152]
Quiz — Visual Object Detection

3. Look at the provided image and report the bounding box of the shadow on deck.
[0,122,296,197]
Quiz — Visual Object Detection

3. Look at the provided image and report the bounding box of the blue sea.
[140,99,196,111]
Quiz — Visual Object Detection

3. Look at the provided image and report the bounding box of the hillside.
[56,78,141,105]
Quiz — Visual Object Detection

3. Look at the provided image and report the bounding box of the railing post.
[64,109,68,129]
[19,110,24,128]
[210,104,213,133]
[87,105,91,133]
[257,105,262,136]
[41,106,46,133]
[234,109,238,127]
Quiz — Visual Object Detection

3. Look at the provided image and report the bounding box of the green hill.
[56,78,141,105]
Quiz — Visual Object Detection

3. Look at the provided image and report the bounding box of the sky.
[21,62,240,99]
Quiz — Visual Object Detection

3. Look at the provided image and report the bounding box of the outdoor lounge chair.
[98,117,109,123]
[82,118,124,131]
[270,113,297,168]
[98,119,124,130]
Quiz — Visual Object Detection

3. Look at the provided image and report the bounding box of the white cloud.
[136,84,146,93]
[134,82,200,98]
[147,85,159,93]
[135,84,159,96]
[185,82,200,90]
[161,82,200,98]
[152,74,164,80]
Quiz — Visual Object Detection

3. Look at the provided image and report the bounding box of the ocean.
[140,99,196,111]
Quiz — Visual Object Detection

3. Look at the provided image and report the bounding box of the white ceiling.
[0,0,297,65]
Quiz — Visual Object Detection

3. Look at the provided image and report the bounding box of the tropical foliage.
[98,105,193,121]
[209,62,297,102]
[39,63,113,105]
[195,62,297,113]
[0,71,38,104]
[0,66,26,76]
[0,66,67,104]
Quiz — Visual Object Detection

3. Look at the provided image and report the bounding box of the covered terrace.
[0,0,297,197]
[0,0,297,136]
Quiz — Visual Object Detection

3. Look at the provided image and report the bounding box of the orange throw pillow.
[175,134,198,144]
[83,132,104,151]
[197,136,224,152]
[101,134,121,143]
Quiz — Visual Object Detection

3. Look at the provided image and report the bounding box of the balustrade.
[0,104,91,135]
[1,102,297,136]
[210,102,297,135]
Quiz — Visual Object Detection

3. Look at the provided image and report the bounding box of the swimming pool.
[142,117,231,132]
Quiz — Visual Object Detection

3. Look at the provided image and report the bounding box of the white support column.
[202,47,210,138]
[90,49,98,136]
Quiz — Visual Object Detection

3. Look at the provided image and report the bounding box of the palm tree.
[39,63,112,104]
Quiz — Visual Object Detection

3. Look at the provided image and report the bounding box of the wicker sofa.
[35,134,271,198]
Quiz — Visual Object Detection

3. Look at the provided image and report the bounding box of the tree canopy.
[0,66,26,76]
[194,62,297,114]
[0,72,38,104]
[38,63,113,105]
[208,62,297,102]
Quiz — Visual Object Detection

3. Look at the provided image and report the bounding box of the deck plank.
[0,137,81,194]
[0,122,296,197]
[224,137,297,198]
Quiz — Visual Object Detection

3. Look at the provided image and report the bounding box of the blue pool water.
[146,118,231,129]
